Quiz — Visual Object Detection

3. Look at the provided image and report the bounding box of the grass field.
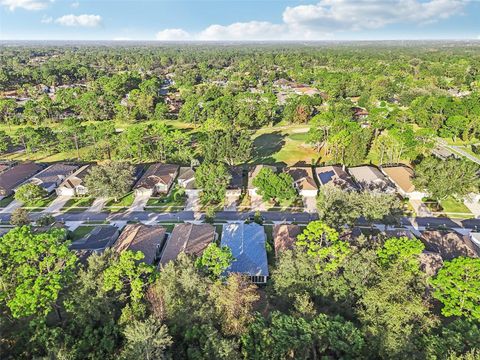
[0,196,14,208]
[105,192,134,207]
[439,197,472,215]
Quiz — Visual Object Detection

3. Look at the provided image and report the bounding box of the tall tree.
[84,162,134,202]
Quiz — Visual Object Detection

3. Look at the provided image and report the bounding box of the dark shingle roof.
[30,163,78,190]
[134,163,179,190]
[0,162,43,196]
[114,224,166,265]
[70,225,119,251]
[160,223,215,266]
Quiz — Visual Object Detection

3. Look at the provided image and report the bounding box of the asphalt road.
[2,209,480,231]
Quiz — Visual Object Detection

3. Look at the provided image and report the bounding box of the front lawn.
[0,196,14,208]
[439,197,472,215]
[63,197,95,208]
[105,192,134,208]
[22,194,57,211]
[146,187,186,207]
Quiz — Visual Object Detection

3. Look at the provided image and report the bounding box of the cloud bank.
[1,0,51,11]
[54,14,102,27]
[155,0,467,41]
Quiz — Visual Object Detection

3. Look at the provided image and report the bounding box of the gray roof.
[30,163,78,190]
[221,222,269,277]
[70,225,119,251]
[348,166,395,192]
[114,224,166,265]
[58,164,91,190]
[228,166,244,190]
[160,223,215,266]
[0,162,43,196]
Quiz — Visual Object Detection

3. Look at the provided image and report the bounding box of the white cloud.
[156,28,192,41]
[55,14,102,27]
[155,0,467,41]
[1,0,50,11]
[71,1,79,8]
[41,14,52,23]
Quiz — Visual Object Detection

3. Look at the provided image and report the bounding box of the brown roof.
[382,166,415,193]
[419,251,444,276]
[273,224,301,255]
[0,162,43,196]
[286,167,318,191]
[134,163,179,190]
[114,224,167,265]
[421,230,478,260]
[159,223,215,266]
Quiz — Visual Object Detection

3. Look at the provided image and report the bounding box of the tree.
[195,243,234,279]
[10,208,30,227]
[14,183,47,206]
[0,130,10,153]
[317,186,361,229]
[195,162,231,205]
[210,274,259,336]
[377,236,425,272]
[296,221,350,273]
[84,161,134,202]
[121,316,172,360]
[252,168,296,204]
[414,156,480,200]
[431,257,480,320]
[103,250,155,315]
[0,226,76,318]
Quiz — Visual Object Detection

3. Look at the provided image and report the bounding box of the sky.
[0,0,479,41]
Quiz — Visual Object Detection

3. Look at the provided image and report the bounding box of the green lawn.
[22,194,57,211]
[105,192,134,207]
[69,226,93,241]
[0,196,14,208]
[147,187,186,207]
[439,197,472,215]
[62,197,95,212]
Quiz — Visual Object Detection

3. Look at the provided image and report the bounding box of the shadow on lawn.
[253,132,286,164]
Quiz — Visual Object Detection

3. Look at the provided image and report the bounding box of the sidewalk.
[0,200,23,214]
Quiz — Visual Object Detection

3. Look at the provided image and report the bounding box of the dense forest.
[0,43,479,167]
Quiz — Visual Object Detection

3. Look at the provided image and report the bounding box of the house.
[419,251,444,276]
[348,166,396,193]
[315,165,357,191]
[468,232,480,254]
[285,167,318,197]
[226,166,244,208]
[273,224,301,256]
[177,167,196,191]
[247,165,276,197]
[134,163,179,196]
[382,166,426,199]
[114,224,167,265]
[0,162,43,199]
[159,223,215,267]
[432,146,459,160]
[56,165,91,196]
[69,225,120,253]
[221,222,269,284]
[421,230,479,260]
[351,106,369,120]
[28,163,79,194]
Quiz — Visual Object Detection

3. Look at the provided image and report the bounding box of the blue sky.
[0,0,479,41]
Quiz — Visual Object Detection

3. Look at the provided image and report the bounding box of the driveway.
[409,199,433,217]
[464,198,480,218]
[129,193,150,212]
[224,193,240,211]
[88,197,108,213]
[43,195,71,213]
[0,200,22,214]
[250,194,268,211]
[184,190,201,211]
[303,196,317,213]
